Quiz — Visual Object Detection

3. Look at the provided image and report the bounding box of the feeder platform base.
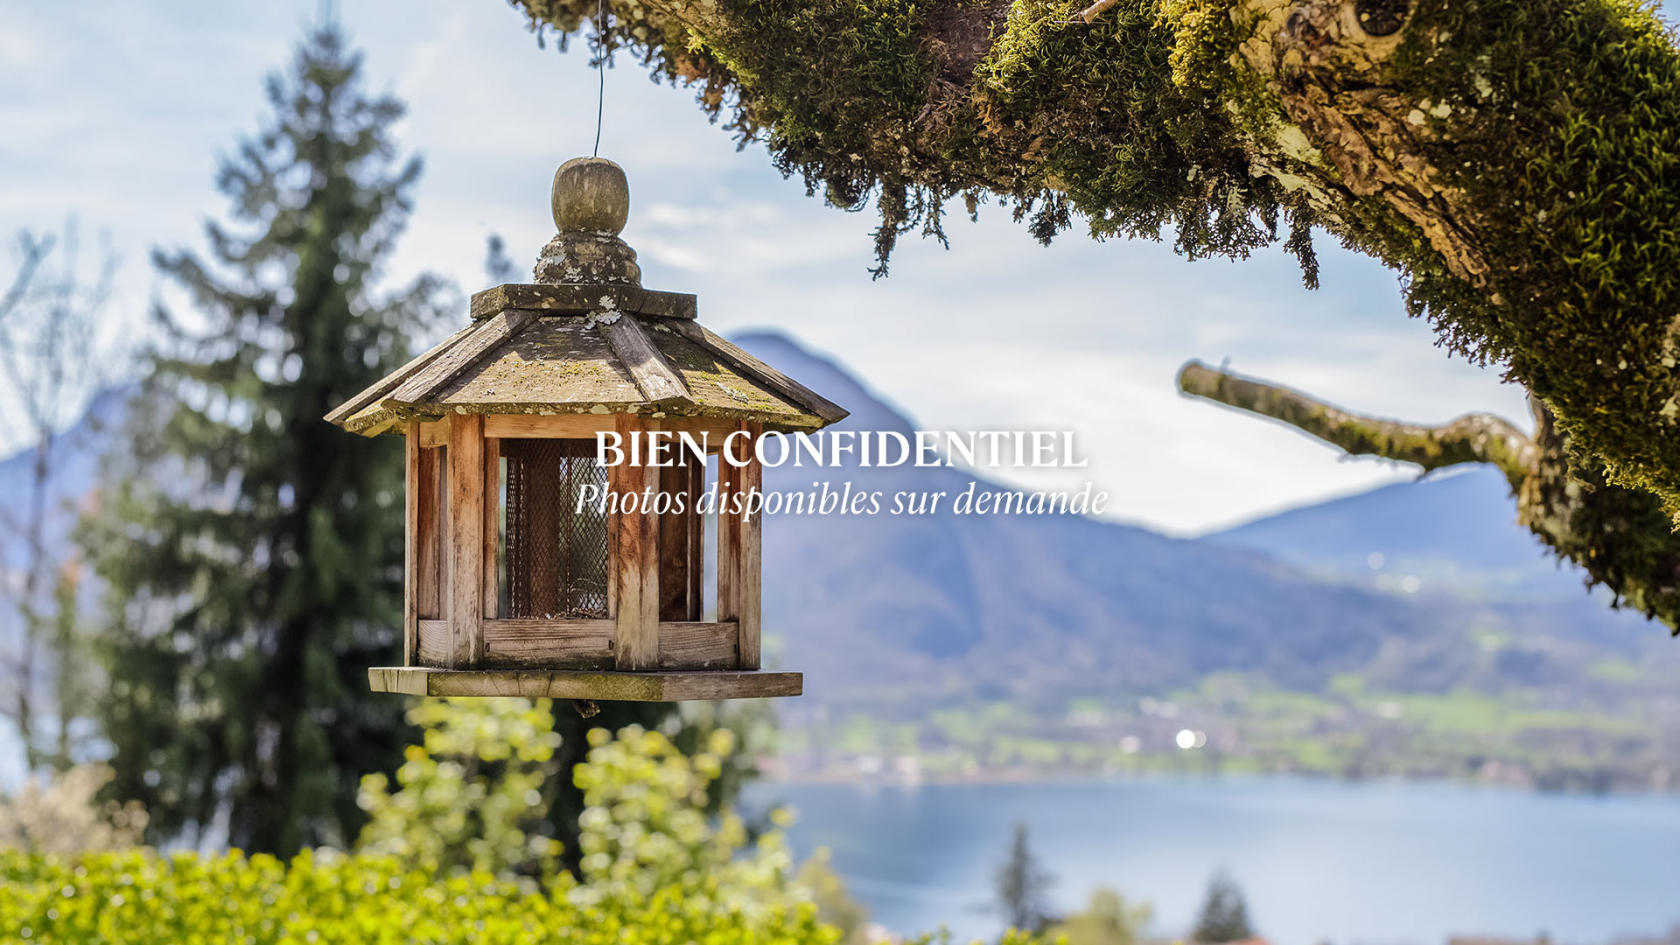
[369,667,802,701]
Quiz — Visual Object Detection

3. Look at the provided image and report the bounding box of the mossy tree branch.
[507,0,1680,525]
[1178,360,1680,632]
[1178,360,1536,487]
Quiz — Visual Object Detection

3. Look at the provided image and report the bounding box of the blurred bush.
[1048,886,1153,945]
[0,722,839,943]
[355,698,564,884]
[0,764,147,855]
[0,847,835,944]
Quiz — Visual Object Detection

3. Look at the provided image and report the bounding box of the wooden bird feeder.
[325,157,847,703]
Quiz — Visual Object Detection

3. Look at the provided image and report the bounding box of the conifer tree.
[1191,870,1255,943]
[995,820,1055,932]
[83,25,447,855]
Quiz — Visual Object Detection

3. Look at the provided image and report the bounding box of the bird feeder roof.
[325,158,847,436]
[325,284,847,435]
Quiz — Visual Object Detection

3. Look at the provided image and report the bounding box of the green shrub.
[0,723,840,944]
[0,847,837,944]
[355,697,565,884]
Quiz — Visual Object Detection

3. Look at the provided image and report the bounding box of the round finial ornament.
[552,157,630,235]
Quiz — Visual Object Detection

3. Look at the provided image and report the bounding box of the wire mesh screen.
[500,438,610,619]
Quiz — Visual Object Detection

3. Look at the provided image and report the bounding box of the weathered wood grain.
[325,322,475,427]
[414,619,451,667]
[416,447,443,621]
[717,421,763,669]
[387,308,539,406]
[483,436,501,620]
[717,437,741,642]
[474,619,737,670]
[600,316,694,405]
[481,618,615,669]
[738,422,763,670]
[470,283,698,321]
[658,621,738,670]
[368,667,802,701]
[447,414,485,668]
[612,415,662,670]
[484,414,616,440]
[668,320,848,424]
[404,424,420,665]
[417,421,448,448]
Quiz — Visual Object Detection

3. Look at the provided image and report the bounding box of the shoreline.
[748,767,1680,798]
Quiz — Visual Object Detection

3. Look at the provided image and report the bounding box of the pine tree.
[994,820,1054,932]
[1191,870,1255,943]
[83,24,447,855]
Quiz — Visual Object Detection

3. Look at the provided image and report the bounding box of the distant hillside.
[5,337,1677,788]
[731,334,1672,710]
[1206,465,1608,602]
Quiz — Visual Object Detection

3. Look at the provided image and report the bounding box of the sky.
[0,0,1543,535]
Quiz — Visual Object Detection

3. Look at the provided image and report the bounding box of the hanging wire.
[592,0,607,157]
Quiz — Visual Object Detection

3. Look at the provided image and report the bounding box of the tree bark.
[510,0,1680,521]
[1177,361,1535,486]
[1178,360,1680,632]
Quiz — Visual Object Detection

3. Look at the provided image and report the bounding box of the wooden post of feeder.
[718,420,763,670]
[403,422,421,665]
[613,414,662,670]
[447,413,485,668]
[482,432,501,622]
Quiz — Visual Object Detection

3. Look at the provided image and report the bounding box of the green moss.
[512,0,1680,531]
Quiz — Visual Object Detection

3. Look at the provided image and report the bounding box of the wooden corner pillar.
[613,415,661,670]
[718,420,763,670]
[447,413,486,668]
[404,423,421,666]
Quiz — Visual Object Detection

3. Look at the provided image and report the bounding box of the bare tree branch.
[1176,359,1680,633]
[0,220,121,771]
[0,233,52,326]
[1177,360,1538,490]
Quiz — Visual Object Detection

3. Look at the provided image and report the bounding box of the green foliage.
[1381,0,1680,515]
[542,699,677,876]
[1517,408,1680,629]
[355,698,564,884]
[0,848,837,945]
[513,0,1284,276]
[994,821,1054,932]
[0,723,844,944]
[80,25,449,856]
[572,724,797,904]
[1048,886,1153,945]
[357,702,818,907]
[1190,870,1253,943]
[511,0,1680,547]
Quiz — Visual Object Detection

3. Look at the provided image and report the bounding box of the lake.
[740,778,1680,945]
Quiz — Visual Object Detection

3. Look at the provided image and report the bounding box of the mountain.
[731,334,1672,706]
[729,334,1680,786]
[5,334,1677,787]
[1206,465,1601,602]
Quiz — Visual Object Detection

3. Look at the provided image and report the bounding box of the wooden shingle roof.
[326,283,848,436]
